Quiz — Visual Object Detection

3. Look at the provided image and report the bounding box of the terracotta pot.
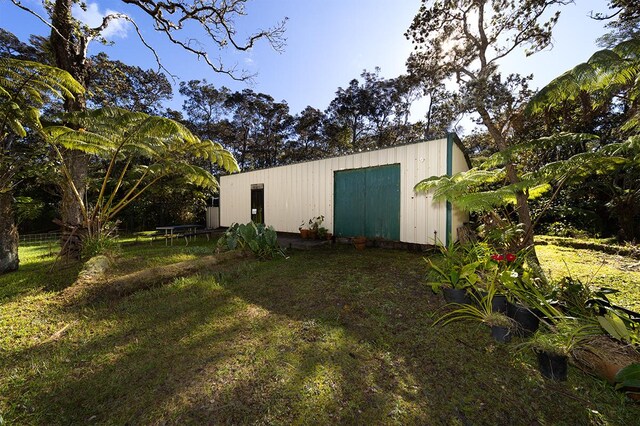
[352,236,367,250]
[300,229,310,239]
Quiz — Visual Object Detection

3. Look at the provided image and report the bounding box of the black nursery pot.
[477,291,508,313]
[506,302,540,337]
[491,325,512,343]
[443,288,473,304]
[536,350,568,381]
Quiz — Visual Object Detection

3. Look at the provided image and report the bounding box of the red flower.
[491,254,504,261]
[506,253,516,262]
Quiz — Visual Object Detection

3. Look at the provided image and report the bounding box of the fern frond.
[481,133,599,168]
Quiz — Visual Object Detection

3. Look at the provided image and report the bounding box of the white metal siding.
[220,138,467,245]
[451,142,471,238]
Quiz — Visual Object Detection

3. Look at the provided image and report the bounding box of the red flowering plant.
[480,249,529,294]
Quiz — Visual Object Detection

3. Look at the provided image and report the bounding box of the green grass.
[537,239,640,311]
[1,239,639,424]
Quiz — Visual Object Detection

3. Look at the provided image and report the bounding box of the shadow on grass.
[214,246,639,425]
[2,245,638,424]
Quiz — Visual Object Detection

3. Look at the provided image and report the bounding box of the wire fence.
[19,231,62,246]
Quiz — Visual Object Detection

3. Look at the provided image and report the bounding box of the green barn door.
[334,164,400,240]
[334,169,366,237]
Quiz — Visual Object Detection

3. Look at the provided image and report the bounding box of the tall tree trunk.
[0,191,19,274]
[51,0,89,258]
[477,104,541,267]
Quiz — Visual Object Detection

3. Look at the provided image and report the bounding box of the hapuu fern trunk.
[0,191,19,274]
[477,105,541,268]
[51,0,89,259]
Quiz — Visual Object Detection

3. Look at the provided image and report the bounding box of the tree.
[86,53,172,115]
[221,89,293,170]
[527,38,640,241]
[9,0,286,257]
[179,80,231,143]
[324,69,437,153]
[0,57,83,273]
[286,106,328,163]
[593,1,640,47]
[326,77,372,151]
[406,0,571,263]
[44,107,239,243]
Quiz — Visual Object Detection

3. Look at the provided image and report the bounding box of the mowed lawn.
[0,239,638,425]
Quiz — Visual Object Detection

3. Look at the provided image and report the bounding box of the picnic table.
[155,224,202,246]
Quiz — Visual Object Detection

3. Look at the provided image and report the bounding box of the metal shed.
[219,134,471,245]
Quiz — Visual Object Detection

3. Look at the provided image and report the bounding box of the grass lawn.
[0,238,638,425]
[537,236,640,311]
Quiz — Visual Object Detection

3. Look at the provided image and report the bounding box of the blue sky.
[1,0,612,125]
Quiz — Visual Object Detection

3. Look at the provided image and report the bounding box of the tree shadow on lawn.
[215,246,640,425]
[2,277,247,424]
[3,246,638,425]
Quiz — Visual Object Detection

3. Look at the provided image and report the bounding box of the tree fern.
[44,107,239,236]
[0,58,83,140]
[527,38,640,132]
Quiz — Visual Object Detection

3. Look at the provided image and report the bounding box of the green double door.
[334,164,400,240]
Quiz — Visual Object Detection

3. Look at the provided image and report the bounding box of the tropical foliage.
[0,57,83,273]
[44,107,239,237]
[217,222,285,259]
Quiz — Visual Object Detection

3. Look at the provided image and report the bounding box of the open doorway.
[251,184,264,224]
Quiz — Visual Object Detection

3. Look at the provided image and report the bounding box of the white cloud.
[72,2,130,39]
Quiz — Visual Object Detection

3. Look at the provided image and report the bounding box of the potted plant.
[426,242,482,304]
[434,285,515,343]
[308,215,324,239]
[519,320,593,381]
[317,226,332,240]
[475,250,526,313]
[352,236,367,250]
[299,221,311,239]
[572,311,640,398]
[486,311,515,343]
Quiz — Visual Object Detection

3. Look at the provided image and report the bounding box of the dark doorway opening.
[251,184,264,224]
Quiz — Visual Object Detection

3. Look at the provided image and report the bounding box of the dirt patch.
[62,250,252,305]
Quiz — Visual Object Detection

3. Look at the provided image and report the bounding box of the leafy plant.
[217,222,285,260]
[614,363,640,394]
[80,223,121,260]
[317,226,329,239]
[520,320,597,356]
[308,215,324,232]
[425,242,482,293]
[434,283,513,329]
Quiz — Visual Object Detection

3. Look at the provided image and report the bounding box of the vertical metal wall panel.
[334,169,366,237]
[363,164,400,240]
[219,138,469,244]
[451,142,471,235]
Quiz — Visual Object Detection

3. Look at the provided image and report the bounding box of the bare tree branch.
[8,0,68,42]
[119,0,288,81]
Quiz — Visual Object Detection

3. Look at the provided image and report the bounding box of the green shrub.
[544,221,590,238]
[217,222,285,260]
[81,233,121,259]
